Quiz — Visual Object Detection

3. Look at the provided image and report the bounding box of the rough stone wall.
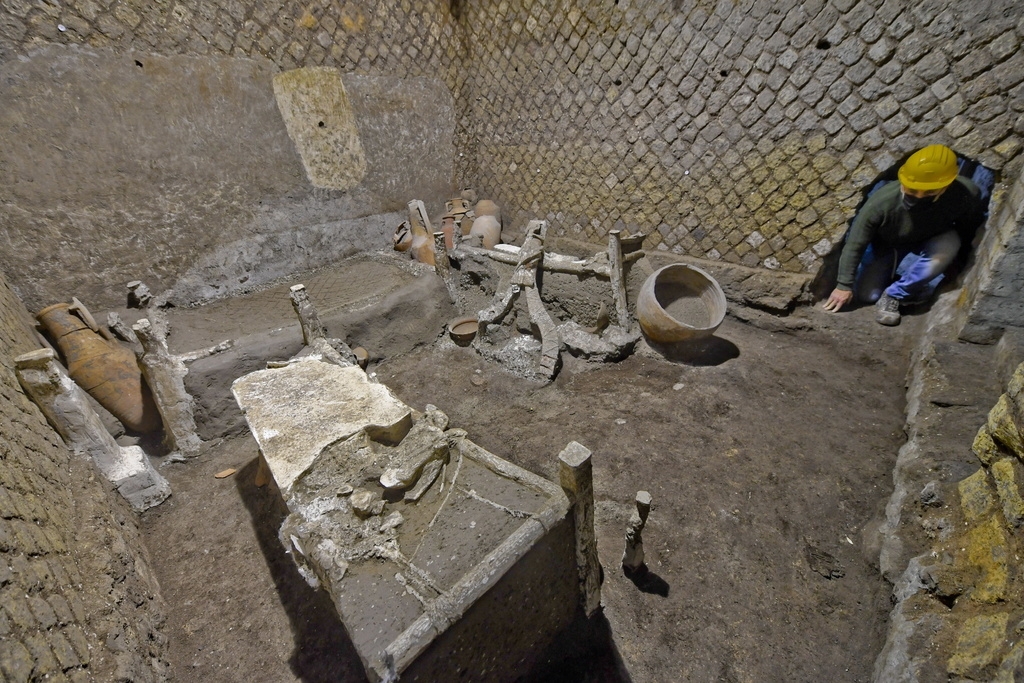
[0,1,464,78]
[0,1,464,311]
[875,358,1024,680]
[454,0,1024,275]
[0,271,169,682]
[3,0,1023,301]
[958,164,1024,343]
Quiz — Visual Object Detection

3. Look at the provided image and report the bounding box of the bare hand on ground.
[822,288,853,312]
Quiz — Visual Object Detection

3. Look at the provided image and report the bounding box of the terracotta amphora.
[470,214,502,249]
[409,222,435,266]
[440,214,456,250]
[407,200,436,266]
[36,302,162,433]
[393,221,413,252]
[445,197,470,217]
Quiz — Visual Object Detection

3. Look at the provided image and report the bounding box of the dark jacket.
[836,177,984,290]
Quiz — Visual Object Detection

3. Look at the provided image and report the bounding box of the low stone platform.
[874,290,1024,681]
[232,358,581,683]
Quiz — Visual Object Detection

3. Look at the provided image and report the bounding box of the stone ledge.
[873,289,1023,682]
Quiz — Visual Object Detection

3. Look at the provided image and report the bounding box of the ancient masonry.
[0,0,1020,273]
[0,271,169,683]
[0,0,1023,681]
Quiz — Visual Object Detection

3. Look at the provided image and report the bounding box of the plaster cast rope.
[409,452,466,564]
[427,451,463,530]
[457,487,533,519]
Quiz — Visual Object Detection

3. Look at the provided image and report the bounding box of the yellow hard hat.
[897,144,959,191]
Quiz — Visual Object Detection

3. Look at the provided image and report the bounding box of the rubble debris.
[106,311,140,349]
[805,539,845,579]
[215,468,237,479]
[350,488,381,518]
[558,320,641,362]
[14,348,170,512]
[379,419,449,491]
[404,458,444,502]
[622,490,652,573]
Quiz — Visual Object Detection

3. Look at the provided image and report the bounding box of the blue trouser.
[854,230,961,304]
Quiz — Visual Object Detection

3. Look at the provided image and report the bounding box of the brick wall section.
[0,272,168,682]
[2,0,1022,275]
[0,0,462,76]
[0,0,467,127]
[454,0,1024,273]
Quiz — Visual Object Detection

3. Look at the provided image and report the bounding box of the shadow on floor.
[235,458,370,683]
[518,609,634,683]
[646,335,739,365]
[237,453,633,683]
[625,566,670,598]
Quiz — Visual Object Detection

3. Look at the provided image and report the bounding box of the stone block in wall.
[994,326,1024,387]
[272,67,367,190]
[959,167,1024,343]
[973,425,1002,466]
[987,394,1024,455]
[947,613,1009,679]
[990,457,1024,527]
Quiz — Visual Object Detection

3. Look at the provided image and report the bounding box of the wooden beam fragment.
[558,441,602,616]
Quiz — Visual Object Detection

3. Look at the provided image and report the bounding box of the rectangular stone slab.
[231,359,412,491]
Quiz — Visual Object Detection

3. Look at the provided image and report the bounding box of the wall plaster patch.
[273,67,367,190]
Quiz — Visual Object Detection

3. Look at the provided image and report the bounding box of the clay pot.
[36,302,162,433]
[470,214,501,249]
[475,199,500,218]
[410,224,435,266]
[445,197,470,217]
[393,221,412,252]
[636,264,726,343]
[460,187,478,206]
[458,211,475,236]
[440,214,456,250]
[448,316,478,346]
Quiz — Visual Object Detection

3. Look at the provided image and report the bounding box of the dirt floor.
[139,270,923,683]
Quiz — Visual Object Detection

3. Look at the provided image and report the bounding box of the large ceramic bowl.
[636,264,727,343]
[448,315,479,346]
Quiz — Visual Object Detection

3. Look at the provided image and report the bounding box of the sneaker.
[875,293,901,326]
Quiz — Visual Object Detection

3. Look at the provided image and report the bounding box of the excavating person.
[822,144,986,326]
